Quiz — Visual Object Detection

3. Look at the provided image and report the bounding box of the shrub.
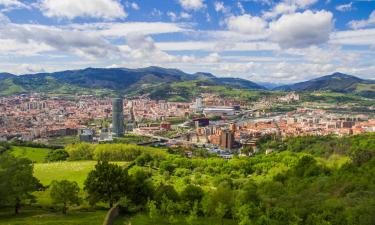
[65,143,95,160]
[45,149,69,162]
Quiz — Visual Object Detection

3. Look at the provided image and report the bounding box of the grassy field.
[9,146,51,163]
[0,207,107,225]
[114,213,237,225]
[34,161,128,188]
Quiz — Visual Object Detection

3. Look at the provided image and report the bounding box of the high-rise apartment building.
[112,98,124,137]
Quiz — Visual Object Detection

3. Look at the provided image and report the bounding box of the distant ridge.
[0,66,266,96]
[274,72,375,97]
[0,73,16,80]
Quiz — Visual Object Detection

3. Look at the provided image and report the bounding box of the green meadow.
[9,146,51,163]
[0,207,107,225]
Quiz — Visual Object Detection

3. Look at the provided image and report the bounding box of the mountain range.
[0,67,265,97]
[0,68,373,98]
[275,72,375,97]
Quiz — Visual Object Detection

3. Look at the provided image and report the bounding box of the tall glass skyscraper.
[112,98,124,137]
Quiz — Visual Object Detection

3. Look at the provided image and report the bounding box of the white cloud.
[263,2,297,19]
[69,22,188,38]
[130,2,139,10]
[204,52,220,63]
[285,45,360,65]
[180,12,192,19]
[156,41,279,52]
[263,0,318,19]
[218,62,258,74]
[336,2,352,12]
[348,10,375,29]
[237,2,245,14]
[295,0,318,8]
[21,64,45,73]
[167,11,178,21]
[330,28,375,46]
[151,8,163,17]
[0,22,120,59]
[214,1,231,15]
[269,10,333,48]
[179,0,205,11]
[0,12,10,24]
[39,0,127,20]
[227,14,267,35]
[125,34,177,62]
[167,11,191,21]
[0,39,53,56]
[0,0,29,11]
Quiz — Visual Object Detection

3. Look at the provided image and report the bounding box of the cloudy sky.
[0,0,374,83]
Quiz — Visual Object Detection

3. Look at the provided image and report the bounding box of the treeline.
[65,143,166,161]
[257,133,375,157]
[0,142,10,154]
[9,139,61,149]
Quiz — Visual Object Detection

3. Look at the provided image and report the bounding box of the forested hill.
[0,67,265,96]
[275,72,375,97]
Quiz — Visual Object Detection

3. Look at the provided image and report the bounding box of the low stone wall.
[102,203,120,225]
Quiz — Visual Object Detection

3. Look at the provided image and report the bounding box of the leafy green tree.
[147,200,158,221]
[155,184,180,203]
[49,180,80,214]
[216,202,227,225]
[181,184,204,206]
[202,182,234,217]
[135,153,153,166]
[235,204,252,225]
[84,161,129,207]
[65,143,94,160]
[186,201,199,225]
[0,154,42,214]
[45,149,69,162]
[129,167,154,205]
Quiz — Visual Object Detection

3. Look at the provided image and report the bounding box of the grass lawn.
[0,207,107,225]
[114,213,237,225]
[9,146,51,163]
[34,161,128,188]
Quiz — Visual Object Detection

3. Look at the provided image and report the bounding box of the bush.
[45,149,69,162]
[65,143,95,160]
[94,144,142,161]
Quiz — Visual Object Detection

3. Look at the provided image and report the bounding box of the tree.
[186,201,199,225]
[235,204,252,225]
[45,149,69,162]
[84,161,129,207]
[50,180,80,214]
[129,167,154,205]
[155,184,179,203]
[147,200,158,221]
[216,202,227,225]
[0,154,42,214]
[181,184,204,206]
[65,143,94,160]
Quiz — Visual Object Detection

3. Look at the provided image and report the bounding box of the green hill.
[0,67,265,97]
[276,72,375,97]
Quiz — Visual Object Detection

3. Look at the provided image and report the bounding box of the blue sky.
[0,0,374,83]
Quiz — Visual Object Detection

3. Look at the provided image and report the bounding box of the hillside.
[0,67,265,97]
[275,72,375,97]
[0,73,15,80]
